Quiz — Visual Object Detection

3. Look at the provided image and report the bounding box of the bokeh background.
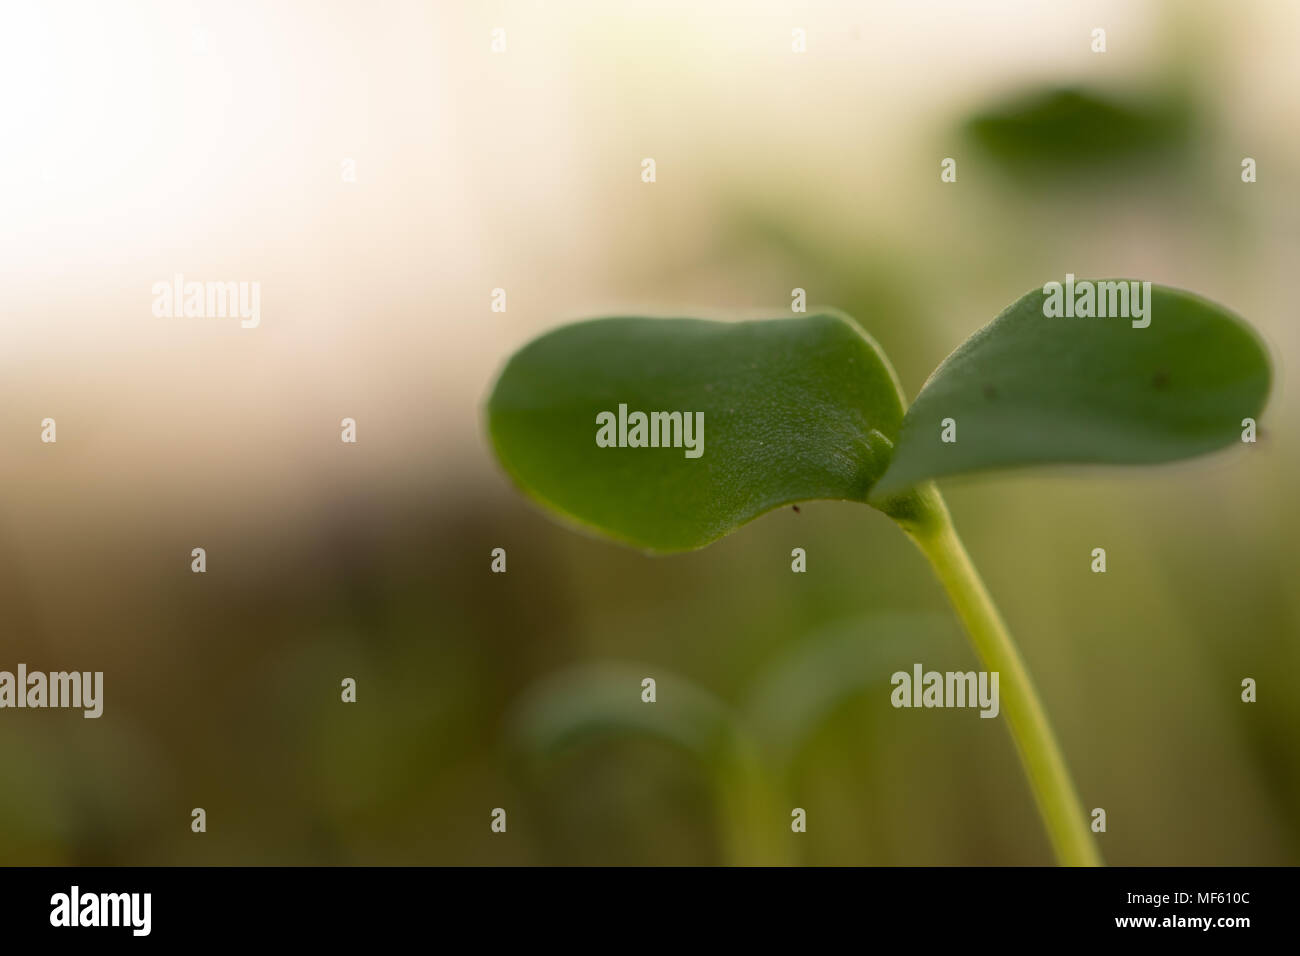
[1,0,1297,865]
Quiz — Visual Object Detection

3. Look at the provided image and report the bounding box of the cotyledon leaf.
[505,663,785,865]
[743,611,960,769]
[962,86,1195,177]
[506,663,752,769]
[487,312,907,553]
[872,282,1271,497]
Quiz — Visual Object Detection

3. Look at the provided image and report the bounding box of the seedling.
[508,611,959,865]
[485,282,1271,865]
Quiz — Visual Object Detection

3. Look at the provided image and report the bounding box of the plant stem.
[883,484,1102,866]
[716,735,791,866]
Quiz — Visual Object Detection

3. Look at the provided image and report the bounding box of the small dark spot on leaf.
[1152,370,1170,390]
[791,504,800,513]
[983,384,998,400]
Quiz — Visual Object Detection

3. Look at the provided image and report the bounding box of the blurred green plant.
[742,611,959,772]
[486,282,1271,865]
[962,86,1195,181]
[507,612,958,864]
[507,663,781,865]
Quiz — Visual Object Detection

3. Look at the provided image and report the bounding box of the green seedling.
[508,662,779,865]
[508,612,958,864]
[962,86,1196,179]
[485,282,1271,865]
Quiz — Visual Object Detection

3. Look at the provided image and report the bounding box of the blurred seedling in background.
[962,85,1198,186]
[507,612,957,865]
[486,283,1271,865]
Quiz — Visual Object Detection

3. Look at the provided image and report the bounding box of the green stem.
[882,484,1101,867]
